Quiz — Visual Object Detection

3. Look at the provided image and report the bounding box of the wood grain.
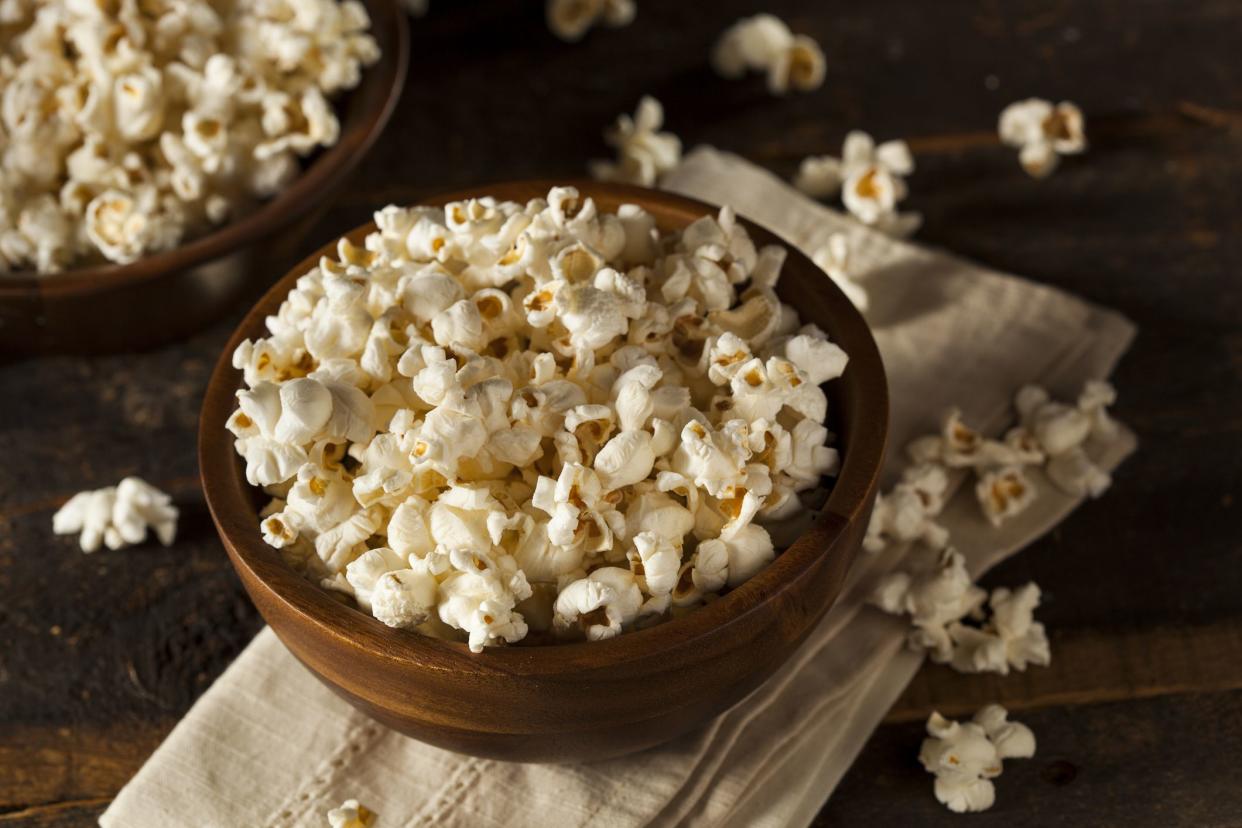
[1,0,1240,822]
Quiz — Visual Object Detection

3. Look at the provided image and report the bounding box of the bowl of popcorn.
[0,0,407,353]
[199,181,888,762]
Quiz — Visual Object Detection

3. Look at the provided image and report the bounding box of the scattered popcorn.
[589,96,683,187]
[872,548,1050,675]
[1015,380,1117,498]
[864,463,950,553]
[327,798,376,828]
[870,548,985,662]
[226,186,850,648]
[0,0,378,275]
[811,233,868,311]
[52,477,178,553]
[793,131,920,237]
[999,98,1087,178]
[949,583,1050,674]
[546,0,635,43]
[711,14,826,95]
[919,705,1035,813]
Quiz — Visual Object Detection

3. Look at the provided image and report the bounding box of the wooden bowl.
[199,181,889,763]
[0,0,408,356]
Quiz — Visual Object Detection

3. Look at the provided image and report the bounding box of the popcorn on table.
[712,14,826,95]
[52,477,178,553]
[919,705,1035,813]
[0,0,379,274]
[546,0,636,42]
[589,96,682,188]
[326,798,376,828]
[793,131,921,237]
[999,98,1087,178]
[227,186,849,650]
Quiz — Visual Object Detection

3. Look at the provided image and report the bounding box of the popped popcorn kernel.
[919,706,1035,812]
[53,477,178,553]
[999,98,1087,178]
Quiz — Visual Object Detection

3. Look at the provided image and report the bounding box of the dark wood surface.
[2,0,1239,824]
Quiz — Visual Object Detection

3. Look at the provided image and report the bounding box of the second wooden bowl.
[199,181,889,763]
[0,0,408,356]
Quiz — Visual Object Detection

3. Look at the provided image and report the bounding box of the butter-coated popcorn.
[226,188,849,648]
[794,130,921,237]
[0,0,378,274]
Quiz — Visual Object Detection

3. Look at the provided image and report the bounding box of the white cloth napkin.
[101,148,1136,828]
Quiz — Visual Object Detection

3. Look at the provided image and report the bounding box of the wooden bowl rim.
[200,180,889,673]
[0,0,408,299]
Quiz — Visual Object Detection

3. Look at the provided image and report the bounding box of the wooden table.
[2,1,1239,824]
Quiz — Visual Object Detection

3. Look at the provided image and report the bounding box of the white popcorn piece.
[950,583,1051,675]
[546,0,636,42]
[553,566,643,640]
[811,234,868,311]
[590,96,682,187]
[1045,445,1112,498]
[712,14,825,94]
[999,98,1086,178]
[974,465,1037,527]
[371,567,439,629]
[629,531,681,596]
[864,463,950,553]
[224,187,848,648]
[796,130,920,236]
[919,706,1035,813]
[52,477,178,553]
[869,548,986,662]
[326,797,376,828]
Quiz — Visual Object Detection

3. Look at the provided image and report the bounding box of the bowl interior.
[200,180,888,674]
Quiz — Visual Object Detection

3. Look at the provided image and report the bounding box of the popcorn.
[226,188,849,648]
[811,234,868,311]
[919,706,1035,813]
[950,583,1051,675]
[554,566,643,640]
[712,14,826,95]
[53,477,178,553]
[870,548,985,661]
[590,96,682,187]
[974,465,1036,527]
[371,567,440,629]
[546,0,636,43]
[0,0,378,274]
[999,98,1087,178]
[327,798,376,828]
[793,131,920,237]
[864,463,950,553]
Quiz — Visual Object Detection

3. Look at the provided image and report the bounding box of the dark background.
[2,1,1240,824]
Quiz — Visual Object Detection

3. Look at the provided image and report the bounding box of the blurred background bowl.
[199,181,889,763]
[0,0,408,356]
